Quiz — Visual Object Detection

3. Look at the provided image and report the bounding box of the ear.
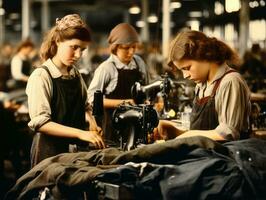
[55,39,61,47]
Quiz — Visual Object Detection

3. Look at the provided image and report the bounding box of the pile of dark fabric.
[5,136,266,200]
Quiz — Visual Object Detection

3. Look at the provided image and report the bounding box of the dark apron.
[103,59,143,144]
[190,70,236,140]
[31,66,87,167]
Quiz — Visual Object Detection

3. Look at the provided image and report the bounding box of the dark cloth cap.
[108,23,139,45]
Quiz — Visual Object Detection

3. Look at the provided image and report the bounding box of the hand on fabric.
[156,120,186,140]
[38,121,106,149]
[78,130,106,149]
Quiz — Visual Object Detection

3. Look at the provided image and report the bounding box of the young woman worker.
[87,23,148,145]
[26,14,105,167]
[157,30,251,141]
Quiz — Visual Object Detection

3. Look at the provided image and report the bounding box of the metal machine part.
[131,73,195,118]
[112,103,159,151]
[131,73,171,104]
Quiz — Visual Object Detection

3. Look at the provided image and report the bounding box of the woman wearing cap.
[87,23,148,144]
[157,30,251,141]
[26,14,105,167]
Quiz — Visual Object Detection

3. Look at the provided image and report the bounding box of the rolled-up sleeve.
[215,74,251,140]
[26,68,53,131]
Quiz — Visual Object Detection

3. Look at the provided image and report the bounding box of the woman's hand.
[78,130,105,149]
[156,120,185,140]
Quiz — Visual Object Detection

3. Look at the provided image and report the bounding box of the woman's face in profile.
[173,59,211,83]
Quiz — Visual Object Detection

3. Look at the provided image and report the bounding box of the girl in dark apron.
[26,14,105,167]
[157,30,251,141]
[87,23,148,146]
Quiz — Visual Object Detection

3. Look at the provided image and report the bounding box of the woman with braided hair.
[157,30,251,141]
[26,14,105,167]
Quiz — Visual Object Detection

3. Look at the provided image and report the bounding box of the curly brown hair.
[168,30,240,68]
